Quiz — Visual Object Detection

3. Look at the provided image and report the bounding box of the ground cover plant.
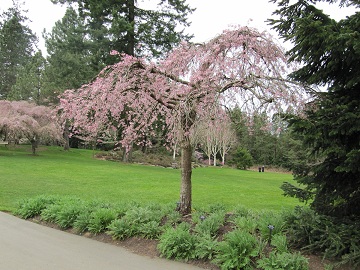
[0,145,300,212]
[14,195,311,270]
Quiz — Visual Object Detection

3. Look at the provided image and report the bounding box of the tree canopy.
[0,3,37,99]
[58,26,307,214]
[270,0,360,218]
[0,100,63,154]
[50,0,194,59]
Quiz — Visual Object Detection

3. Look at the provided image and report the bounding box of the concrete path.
[0,211,202,270]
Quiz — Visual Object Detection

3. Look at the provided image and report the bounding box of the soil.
[28,216,355,270]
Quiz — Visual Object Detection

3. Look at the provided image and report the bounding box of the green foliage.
[271,234,288,254]
[229,147,253,170]
[213,230,259,270]
[270,0,360,219]
[232,216,258,234]
[158,223,196,261]
[106,218,135,240]
[15,195,59,219]
[194,211,225,237]
[54,199,85,229]
[284,207,360,266]
[256,211,286,242]
[194,234,218,260]
[257,251,309,270]
[0,4,37,99]
[73,211,91,233]
[40,204,63,223]
[87,207,118,234]
[138,220,163,239]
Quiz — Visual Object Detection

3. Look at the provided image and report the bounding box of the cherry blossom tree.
[0,100,63,154]
[58,26,307,214]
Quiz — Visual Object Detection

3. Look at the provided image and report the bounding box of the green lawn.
[0,145,304,212]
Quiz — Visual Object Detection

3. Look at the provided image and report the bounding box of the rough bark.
[179,136,192,215]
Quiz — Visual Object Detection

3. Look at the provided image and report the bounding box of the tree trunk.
[30,138,38,155]
[179,138,192,215]
[63,120,70,151]
[126,0,135,56]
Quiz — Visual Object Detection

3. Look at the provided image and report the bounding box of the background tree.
[42,7,101,101]
[0,100,63,154]
[58,26,307,214]
[50,0,194,59]
[0,3,38,99]
[8,51,46,104]
[270,0,360,218]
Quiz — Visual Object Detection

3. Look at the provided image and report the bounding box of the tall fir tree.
[42,7,101,102]
[270,0,360,218]
[50,0,194,59]
[0,3,38,99]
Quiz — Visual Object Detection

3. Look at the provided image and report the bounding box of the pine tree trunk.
[179,137,192,215]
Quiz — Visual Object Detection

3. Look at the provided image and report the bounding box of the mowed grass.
[0,145,304,212]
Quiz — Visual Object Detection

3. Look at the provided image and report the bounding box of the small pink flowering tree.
[59,26,307,214]
[0,100,63,154]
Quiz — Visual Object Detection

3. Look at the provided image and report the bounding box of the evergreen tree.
[42,7,101,101]
[8,51,46,104]
[270,0,360,218]
[50,0,194,59]
[0,3,37,99]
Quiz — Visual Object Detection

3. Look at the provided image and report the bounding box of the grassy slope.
[0,145,304,212]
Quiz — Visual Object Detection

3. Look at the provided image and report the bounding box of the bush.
[107,218,135,240]
[55,200,85,229]
[194,211,225,237]
[138,220,163,239]
[194,234,218,260]
[87,208,118,234]
[15,195,59,219]
[158,222,196,261]
[257,251,309,270]
[229,147,253,170]
[213,230,259,270]
[284,206,360,267]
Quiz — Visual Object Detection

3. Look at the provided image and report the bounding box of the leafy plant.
[107,218,134,240]
[55,200,85,229]
[158,222,196,261]
[194,211,225,237]
[138,220,162,239]
[194,234,218,260]
[213,230,259,270]
[73,211,92,233]
[257,251,309,270]
[87,208,117,234]
[271,234,288,254]
[15,195,59,219]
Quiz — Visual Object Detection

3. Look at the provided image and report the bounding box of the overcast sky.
[1,0,357,54]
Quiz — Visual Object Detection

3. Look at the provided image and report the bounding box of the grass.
[0,145,304,212]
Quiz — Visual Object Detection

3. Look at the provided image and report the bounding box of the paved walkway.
[0,211,202,270]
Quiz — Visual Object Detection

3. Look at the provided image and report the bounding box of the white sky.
[1,0,357,54]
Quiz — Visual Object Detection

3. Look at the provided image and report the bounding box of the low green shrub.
[194,211,225,237]
[233,216,258,234]
[15,195,59,219]
[271,234,288,254]
[73,211,92,233]
[138,220,162,239]
[55,200,85,229]
[40,204,63,223]
[257,251,309,270]
[158,222,196,261]
[107,218,135,240]
[194,234,218,260]
[87,208,118,234]
[213,230,259,270]
[284,206,360,263]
